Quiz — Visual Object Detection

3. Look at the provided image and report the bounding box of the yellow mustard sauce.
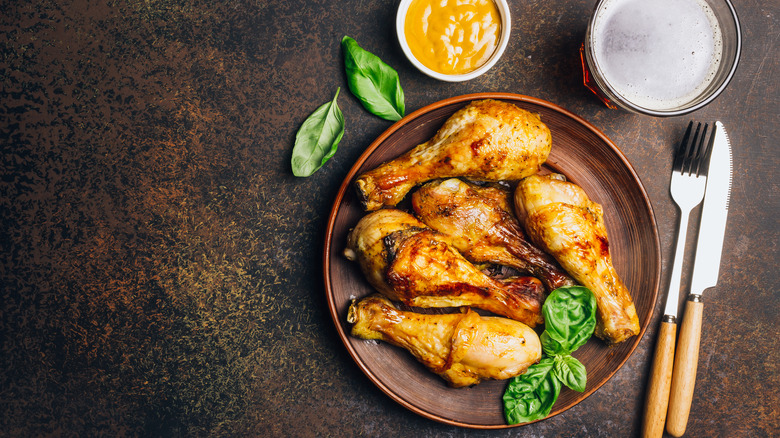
[404,0,501,75]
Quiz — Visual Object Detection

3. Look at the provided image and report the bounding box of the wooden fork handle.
[667,295,704,437]
[641,317,677,438]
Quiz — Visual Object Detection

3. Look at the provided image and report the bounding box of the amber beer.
[584,0,724,113]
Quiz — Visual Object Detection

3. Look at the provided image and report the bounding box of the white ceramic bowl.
[396,0,511,82]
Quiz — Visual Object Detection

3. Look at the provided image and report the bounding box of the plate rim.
[323,92,661,429]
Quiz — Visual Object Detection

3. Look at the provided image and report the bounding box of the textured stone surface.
[1,0,777,436]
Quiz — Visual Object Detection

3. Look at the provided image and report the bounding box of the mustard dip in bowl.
[396,0,511,82]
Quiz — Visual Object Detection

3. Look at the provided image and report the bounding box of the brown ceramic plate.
[323,93,660,428]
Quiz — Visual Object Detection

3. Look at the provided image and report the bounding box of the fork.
[642,121,712,438]
[666,121,712,317]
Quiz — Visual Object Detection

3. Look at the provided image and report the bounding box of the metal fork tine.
[683,122,703,175]
[673,121,695,172]
[692,123,711,176]
[699,123,716,176]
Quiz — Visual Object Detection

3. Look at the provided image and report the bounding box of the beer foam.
[592,0,723,111]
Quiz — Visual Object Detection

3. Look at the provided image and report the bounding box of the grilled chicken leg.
[412,178,575,291]
[348,295,542,387]
[355,99,552,211]
[514,174,640,344]
[344,209,544,327]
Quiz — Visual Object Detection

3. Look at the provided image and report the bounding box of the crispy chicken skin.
[411,178,575,291]
[348,295,542,387]
[355,99,552,211]
[344,209,544,327]
[514,174,640,344]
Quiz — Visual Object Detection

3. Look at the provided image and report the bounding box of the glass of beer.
[581,0,741,116]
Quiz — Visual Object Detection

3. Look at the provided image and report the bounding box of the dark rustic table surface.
[1,0,778,436]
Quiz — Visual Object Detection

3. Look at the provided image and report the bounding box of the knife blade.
[666,121,733,437]
[689,121,733,295]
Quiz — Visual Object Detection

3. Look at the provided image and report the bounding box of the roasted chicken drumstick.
[514,174,640,344]
[412,178,575,291]
[348,295,542,387]
[344,209,544,327]
[355,99,552,211]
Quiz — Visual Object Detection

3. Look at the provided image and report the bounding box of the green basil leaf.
[541,286,597,355]
[553,354,588,392]
[503,358,562,424]
[291,88,345,177]
[342,35,405,121]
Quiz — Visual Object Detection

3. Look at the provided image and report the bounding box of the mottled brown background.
[1,0,777,436]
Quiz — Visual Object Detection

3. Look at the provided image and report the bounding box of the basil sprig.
[342,36,405,121]
[541,285,597,357]
[503,357,561,423]
[503,286,597,424]
[291,88,345,177]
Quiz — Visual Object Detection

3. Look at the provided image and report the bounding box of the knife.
[666,121,733,437]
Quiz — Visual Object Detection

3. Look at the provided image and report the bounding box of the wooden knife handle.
[641,317,677,438]
[667,295,704,437]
